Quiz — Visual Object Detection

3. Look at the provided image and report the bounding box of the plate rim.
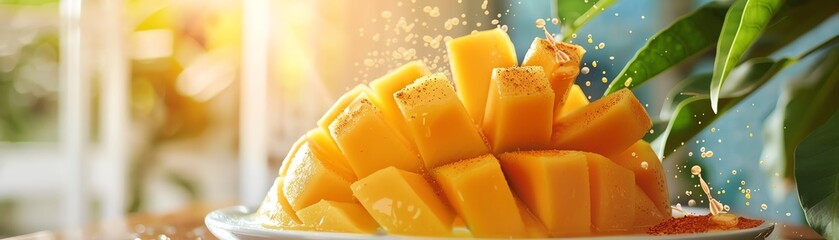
[205,205,776,240]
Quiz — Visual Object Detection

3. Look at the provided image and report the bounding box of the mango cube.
[431,154,525,238]
[558,84,589,117]
[497,150,591,237]
[330,93,423,178]
[352,167,454,237]
[446,28,518,125]
[552,88,652,157]
[612,140,670,216]
[394,73,490,169]
[514,196,549,238]
[632,186,669,227]
[283,143,355,211]
[297,200,379,233]
[259,177,307,230]
[483,66,554,154]
[522,38,586,124]
[368,61,431,146]
[584,152,635,232]
[305,128,356,181]
[317,84,370,133]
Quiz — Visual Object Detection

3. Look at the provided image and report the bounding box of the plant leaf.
[795,110,839,238]
[710,0,783,113]
[560,0,618,40]
[745,0,839,59]
[660,73,712,120]
[653,57,794,157]
[604,2,729,96]
[763,46,839,179]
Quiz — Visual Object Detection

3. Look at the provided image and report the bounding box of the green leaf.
[604,2,729,96]
[710,0,783,113]
[795,110,839,238]
[660,73,712,120]
[745,0,839,59]
[560,0,618,41]
[763,46,839,179]
[653,57,794,156]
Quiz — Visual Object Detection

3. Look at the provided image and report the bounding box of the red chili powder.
[648,214,765,235]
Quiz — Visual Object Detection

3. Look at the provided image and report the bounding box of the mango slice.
[446,28,518,125]
[558,84,589,117]
[483,66,554,154]
[552,88,652,157]
[497,150,591,237]
[283,143,355,211]
[368,61,431,146]
[611,140,670,216]
[297,200,379,233]
[632,186,669,228]
[330,93,423,178]
[514,196,549,238]
[395,73,490,169]
[522,38,586,124]
[583,152,635,232]
[432,154,526,238]
[279,136,306,177]
[305,128,356,181]
[317,84,370,133]
[351,167,455,237]
[259,177,307,230]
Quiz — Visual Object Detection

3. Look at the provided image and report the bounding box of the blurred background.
[0,0,820,237]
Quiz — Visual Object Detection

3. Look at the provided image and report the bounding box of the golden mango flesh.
[583,152,636,232]
[259,177,307,230]
[483,66,554,154]
[282,143,355,211]
[558,84,589,117]
[522,38,586,124]
[368,61,431,146]
[297,200,379,233]
[611,140,670,216]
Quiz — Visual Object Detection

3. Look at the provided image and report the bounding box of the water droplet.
[592,61,598,68]
[741,180,746,185]
[535,18,546,28]
[745,193,751,199]
[731,170,737,175]
[711,127,716,133]
[571,33,578,38]
[691,165,702,175]
[641,161,649,170]
[601,77,608,83]
[786,212,792,216]
[641,15,646,19]
[688,199,696,207]
[705,151,714,157]
[585,81,591,87]
[609,56,615,60]
[700,147,706,152]
[761,203,768,210]
[551,18,559,25]
[624,77,633,87]
[598,42,605,49]
[688,152,694,157]
[581,67,590,74]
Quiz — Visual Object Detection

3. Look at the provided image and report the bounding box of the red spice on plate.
[648,213,765,235]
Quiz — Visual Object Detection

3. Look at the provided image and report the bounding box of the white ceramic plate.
[205,206,775,240]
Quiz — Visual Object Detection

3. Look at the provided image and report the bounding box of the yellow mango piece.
[305,128,356,181]
[432,154,526,238]
[632,186,669,228]
[330,93,424,178]
[583,152,635,232]
[351,167,454,237]
[317,84,370,132]
[522,38,586,124]
[369,61,431,146]
[297,200,379,233]
[279,136,306,177]
[497,150,591,237]
[514,196,549,238]
[552,88,652,157]
[483,66,554,154]
[446,28,518,125]
[611,140,670,216]
[283,142,355,211]
[395,73,490,169]
[259,177,308,230]
[558,84,589,118]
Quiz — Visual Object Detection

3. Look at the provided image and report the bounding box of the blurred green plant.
[560,0,839,237]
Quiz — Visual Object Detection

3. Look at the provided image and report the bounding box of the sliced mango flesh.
[522,38,586,124]
[317,84,370,133]
[514,196,549,238]
[583,152,635,232]
[330,93,423,178]
[552,88,652,157]
[632,186,669,228]
[368,61,431,146]
[297,200,379,233]
[395,73,490,169]
[279,136,306,177]
[282,143,355,211]
[483,66,554,154]
[446,28,518,125]
[351,167,454,237]
[259,177,308,230]
[611,140,670,216]
[431,154,526,238]
[497,150,591,237]
[305,128,356,181]
[558,84,589,118]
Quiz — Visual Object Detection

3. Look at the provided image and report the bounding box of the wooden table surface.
[5,203,826,240]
